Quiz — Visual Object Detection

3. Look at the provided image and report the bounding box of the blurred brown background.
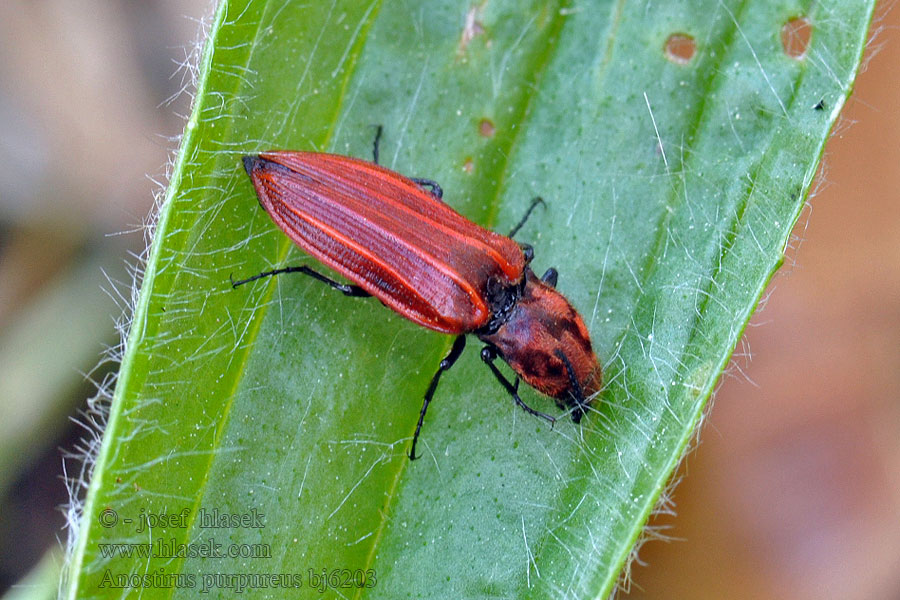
[629,6,900,599]
[0,2,896,598]
[0,1,210,596]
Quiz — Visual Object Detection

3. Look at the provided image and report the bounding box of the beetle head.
[478,270,601,421]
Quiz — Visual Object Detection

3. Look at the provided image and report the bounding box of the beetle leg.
[480,346,557,426]
[507,196,545,238]
[410,178,444,199]
[553,349,587,423]
[230,266,371,297]
[372,125,383,164]
[520,243,535,265]
[370,128,443,199]
[409,335,467,460]
[541,268,559,287]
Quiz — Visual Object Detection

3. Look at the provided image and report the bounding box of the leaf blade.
[67,1,875,598]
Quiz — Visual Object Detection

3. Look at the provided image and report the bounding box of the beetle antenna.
[554,349,587,423]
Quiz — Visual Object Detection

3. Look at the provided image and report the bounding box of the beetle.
[235,129,602,459]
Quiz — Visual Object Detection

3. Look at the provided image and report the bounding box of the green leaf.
[66,1,874,598]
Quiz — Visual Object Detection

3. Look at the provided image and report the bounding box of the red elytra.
[239,145,601,459]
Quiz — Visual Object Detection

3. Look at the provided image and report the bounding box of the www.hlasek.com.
[98,537,271,560]
[98,568,376,593]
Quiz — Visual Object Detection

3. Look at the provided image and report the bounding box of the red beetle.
[237,131,602,458]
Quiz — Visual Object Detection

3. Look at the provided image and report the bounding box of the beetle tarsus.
[410,335,467,460]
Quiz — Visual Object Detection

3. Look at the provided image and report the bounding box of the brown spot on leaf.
[664,33,696,64]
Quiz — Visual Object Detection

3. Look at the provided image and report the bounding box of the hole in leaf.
[664,33,696,64]
[478,118,496,138]
[782,17,812,59]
